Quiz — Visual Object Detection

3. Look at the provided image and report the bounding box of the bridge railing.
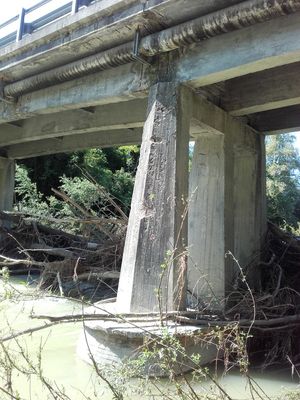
[0,0,94,48]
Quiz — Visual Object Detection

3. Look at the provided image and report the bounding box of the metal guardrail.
[0,0,94,48]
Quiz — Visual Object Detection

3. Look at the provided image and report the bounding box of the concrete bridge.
[0,0,299,315]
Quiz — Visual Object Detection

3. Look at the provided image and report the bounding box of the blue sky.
[1,0,300,153]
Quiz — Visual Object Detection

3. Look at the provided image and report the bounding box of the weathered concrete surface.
[221,62,300,116]
[77,301,218,376]
[0,157,14,211]
[0,90,251,160]
[5,128,143,159]
[176,11,300,87]
[249,105,300,134]
[188,134,225,307]
[2,10,300,128]
[233,137,266,289]
[0,63,150,124]
[0,99,147,146]
[117,82,191,313]
[188,101,267,305]
[0,79,226,132]
[0,0,241,81]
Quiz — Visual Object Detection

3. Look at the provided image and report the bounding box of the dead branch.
[28,243,74,259]
[76,271,120,280]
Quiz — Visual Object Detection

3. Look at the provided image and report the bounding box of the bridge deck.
[0,0,299,158]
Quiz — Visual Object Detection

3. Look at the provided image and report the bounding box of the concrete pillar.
[188,133,225,307]
[117,82,191,313]
[232,134,267,290]
[0,157,15,211]
[188,121,266,308]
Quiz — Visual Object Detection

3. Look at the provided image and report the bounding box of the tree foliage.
[18,146,140,214]
[15,136,300,233]
[266,134,300,231]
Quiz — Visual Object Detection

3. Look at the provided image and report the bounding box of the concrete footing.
[77,302,218,377]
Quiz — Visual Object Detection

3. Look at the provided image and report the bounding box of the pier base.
[77,302,218,377]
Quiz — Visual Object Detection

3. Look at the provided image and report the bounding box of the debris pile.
[1,197,300,365]
[222,222,300,366]
[0,204,126,300]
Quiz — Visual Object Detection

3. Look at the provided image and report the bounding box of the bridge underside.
[0,0,299,311]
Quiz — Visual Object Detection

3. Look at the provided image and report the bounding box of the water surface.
[0,277,299,400]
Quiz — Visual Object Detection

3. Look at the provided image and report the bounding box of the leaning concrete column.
[0,157,15,211]
[117,82,191,313]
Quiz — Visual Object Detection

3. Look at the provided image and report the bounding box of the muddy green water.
[0,277,300,400]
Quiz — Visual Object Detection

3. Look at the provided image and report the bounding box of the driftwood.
[1,203,300,367]
[3,310,299,346]
[0,211,91,244]
[221,222,300,367]
[28,243,74,259]
[0,202,125,298]
[76,271,120,280]
[30,310,217,321]
[30,311,300,330]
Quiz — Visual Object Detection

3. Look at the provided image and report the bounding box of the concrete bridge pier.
[188,117,267,309]
[0,157,15,211]
[79,82,219,374]
[116,81,192,313]
[80,84,267,373]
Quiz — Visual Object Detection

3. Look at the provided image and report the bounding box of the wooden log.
[29,243,74,259]
[76,271,120,280]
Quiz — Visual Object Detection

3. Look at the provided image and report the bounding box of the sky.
[294,132,300,150]
[1,0,300,152]
[0,1,70,21]
[1,1,42,21]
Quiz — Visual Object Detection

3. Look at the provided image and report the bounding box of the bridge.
[0,0,298,318]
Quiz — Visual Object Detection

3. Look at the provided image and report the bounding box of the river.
[0,277,299,400]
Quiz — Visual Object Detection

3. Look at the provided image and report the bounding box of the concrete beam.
[191,92,259,140]
[0,99,146,146]
[0,86,228,144]
[221,63,300,116]
[176,11,300,87]
[5,128,143,159]
[191,93,226,135]
[3,11,300,124]
[249,105,300,134]
[0,0,237,81]
[0,62,150,124]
